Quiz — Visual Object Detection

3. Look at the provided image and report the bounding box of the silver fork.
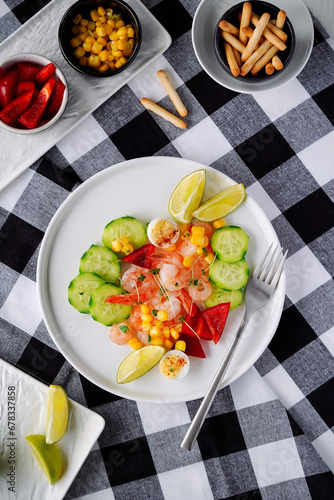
[181,243,288,451]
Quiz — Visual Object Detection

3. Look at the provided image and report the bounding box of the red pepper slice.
[35,63,56,86]
[179,333,206,358]
[202,302,230,344]
[0,71,18,108]
[0,67,6,79]
[122,244,155,268]
[181,303,212,340]
[18,77,56,129]
[0,89,34,126]
[17,63,39,83]
[46,80,65,118]
[15,81,35,98]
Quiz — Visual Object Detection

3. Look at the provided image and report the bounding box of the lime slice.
[46,385,69,445]
[168,169,206,224]
[117,345,165,384]
[25,434,63,484]
[192,183,246,221]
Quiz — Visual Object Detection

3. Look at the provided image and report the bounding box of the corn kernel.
[204,253,215,264]
[98,6,106,16]
[112,50,123,58]
[141,322,151,332]
[80,32,89,41]
[150,337,163,346]
[170,328,180,340]
[141,313,153,323]
[156,310,168,322]
[107,19,115,28]
[99,50,108,62]
[79,56,87,66]
[88,55,101,67]
[80,18,88,26]
[122,243,134,255]
[99,63,110,72]
[150,325,161,337]
[174,323,183,332]
[70,37,82,48]
[91,41,103,54]
[196,246,204,255]
[117,38,129,51]
[83,41,92,52]
[154,320,164,329]
[132,341,143,350]
[115,60,123,69]
[127,27,135,38]
[140,304,150,314]
[202,236,209,247]
[97,36,107,46]
[164,339,174,349]
[213,219,226,229]
[105,24,113,35]
[175,340,186,352]
[120,237,129,244]
[191,226,205,235]
[108,61,116,70]
[73,46,86,59]
[85,36,96,44]
[87,21,96,31]
[95,20,102,27]
[163,328,171,338]
[128,338,138,348]
[183,256,194,268]
[111,239,122,252]
[191,234,205,246]
[115,19,125,28]
[72,25,80,34]
[77,25,87,33]
[96,26,106,37]
[73,13,82,24]
[90,9,100,21]
[118,56,127,65]
[109,31,119,41]
[99,15,107,23]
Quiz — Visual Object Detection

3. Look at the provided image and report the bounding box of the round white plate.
[192,0,314,93]
[37,157,285,403]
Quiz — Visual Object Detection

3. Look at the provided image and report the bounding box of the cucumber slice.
[211,226,249,263]
[102,216,147,254]
[89,284,132,326]
[68,273,105,314]
[79,245,121,283]
[205,284,243,310]
[209,258,249,291]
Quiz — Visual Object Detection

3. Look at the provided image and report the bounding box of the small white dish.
[192,0,314,93]
[0,53,68,135]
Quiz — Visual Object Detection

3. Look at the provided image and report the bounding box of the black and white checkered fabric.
[1,0,334,499]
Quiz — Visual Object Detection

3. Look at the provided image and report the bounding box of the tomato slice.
[0,71,18,108]
[35,63,56,86]
[0,89,34,126]
[18,77,56,129]
[202,303,230,344]
[122,244,155,268]
[46,80,65,118]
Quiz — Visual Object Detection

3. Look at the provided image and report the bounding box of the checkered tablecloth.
[1,0,334,499]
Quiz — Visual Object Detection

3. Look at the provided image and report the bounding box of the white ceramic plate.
[0,358,104,500]
[37,157,285,403]
[192,0,314,93]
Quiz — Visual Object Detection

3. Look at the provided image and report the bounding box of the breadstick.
[252,12,287,41]
[140,98,187,129]
[242,26,266,44]
[232,46,242,67]
[251,14,287,49]
[221,31,246,53]
[219,20,239,37]
[224,41,240,76]
[265,62,275,75]
[250,45,279,74]
[240,39,272,76]
[272,54,283,70]
[157,70,187,117]
[276,10,286,30]
[241,12,270,61]
[239,1,252,45]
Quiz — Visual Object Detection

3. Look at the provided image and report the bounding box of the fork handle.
[181,309,251,451]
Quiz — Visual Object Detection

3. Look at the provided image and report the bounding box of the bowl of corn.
[58,0,141,77]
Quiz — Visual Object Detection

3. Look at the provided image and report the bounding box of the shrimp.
[151,249,184,270]
[108,264,159,303]
[177,237,197,257]
[187,274,212,301]
[109,322,133,345]
[159,263,187,292]
[129,305,144,331]
[148,294,182,321]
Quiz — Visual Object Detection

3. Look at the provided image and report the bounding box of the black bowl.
[58,0,141,78]
[214,1,295,82]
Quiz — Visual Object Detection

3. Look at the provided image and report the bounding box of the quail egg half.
[159,350,190,380]
[147,217,180,248]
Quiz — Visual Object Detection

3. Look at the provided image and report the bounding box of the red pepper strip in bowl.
[0,67,6,79]
[35,63,56,86]
[0,71,18,108]
[0,89,34,126]
[15,81,35,98]
[17,63,39,83]
[19,77,56,129]
[46,80,65,118]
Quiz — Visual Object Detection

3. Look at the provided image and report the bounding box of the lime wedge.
[46,385,69,445]
[192,183,246,221]
[168,169,206,224]
[117,345,165,384]
[25,434,63,485]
